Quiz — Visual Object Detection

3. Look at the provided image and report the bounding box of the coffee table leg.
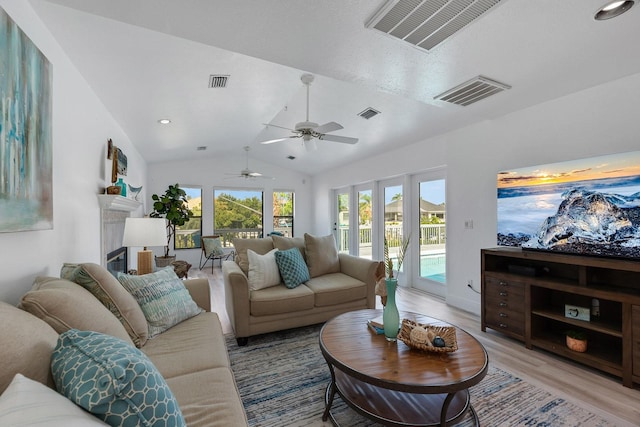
[439,391,479,427]
[322,363,337,422]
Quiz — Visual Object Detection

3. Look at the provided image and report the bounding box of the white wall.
[312,71,640,315]
[0,1,146,304]
[146,153,312,267]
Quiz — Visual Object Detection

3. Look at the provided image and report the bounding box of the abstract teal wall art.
[0,7,53,232]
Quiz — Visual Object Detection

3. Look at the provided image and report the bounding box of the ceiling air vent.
[366,0,503,52]
[209,74,229,88]
[358,107,381,120]
[434,75,511,106]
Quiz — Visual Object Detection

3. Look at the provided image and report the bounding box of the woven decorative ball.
[398,319,458,353]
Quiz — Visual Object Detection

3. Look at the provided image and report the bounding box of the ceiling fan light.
[305,140,318,152]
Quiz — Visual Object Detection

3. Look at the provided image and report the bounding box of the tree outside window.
[174,187,202,249]
[214,189,263,244]
[273,191,294,236]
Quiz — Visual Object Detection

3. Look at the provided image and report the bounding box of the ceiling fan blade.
[315,121,343,134]
[260,137,293,145]
[262,123,295,132]
[318,134,359,144]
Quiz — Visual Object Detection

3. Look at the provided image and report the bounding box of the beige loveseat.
[223,234,384,345]
[0,263,247,427]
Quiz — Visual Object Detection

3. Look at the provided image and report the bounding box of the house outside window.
[174,187,202,249]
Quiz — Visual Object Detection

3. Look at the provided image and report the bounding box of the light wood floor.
[191,267,640,426]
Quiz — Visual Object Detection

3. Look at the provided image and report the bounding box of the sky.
[497,150,640,189]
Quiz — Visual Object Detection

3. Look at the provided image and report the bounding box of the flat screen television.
[497,150,640,259]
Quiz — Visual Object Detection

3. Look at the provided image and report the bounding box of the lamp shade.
[122,218,167,247]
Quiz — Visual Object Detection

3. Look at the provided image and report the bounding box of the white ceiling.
[30,0,640,175]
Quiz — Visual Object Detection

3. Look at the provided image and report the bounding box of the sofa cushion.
[0,301,58,394]
[117,268,203,339]
[233,237,274,275]
[250,284,314,316]
[247,248,281,291]
[274,248,310,289]
[0,373,109,426]
[21,277,134,346]
[61,263,149,347]
[271,235,306,261]
[165,368,248,427]
[51,329,186,427]
[304,233,340,278]
[142,312,229,380]
[305,272,368,307]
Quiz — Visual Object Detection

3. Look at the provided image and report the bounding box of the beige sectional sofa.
[223,234,384,345]
[0,263,247,427]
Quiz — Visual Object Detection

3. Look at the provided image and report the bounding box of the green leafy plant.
[383,233,411,279]
[150,184,193,257]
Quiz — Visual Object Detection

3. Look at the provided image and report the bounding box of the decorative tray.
[397,319,458,353]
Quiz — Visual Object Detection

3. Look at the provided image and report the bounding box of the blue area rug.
[226,324,615,427]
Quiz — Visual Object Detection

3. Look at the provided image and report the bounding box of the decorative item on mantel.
[376,234,411,342]
[106,139,128,196]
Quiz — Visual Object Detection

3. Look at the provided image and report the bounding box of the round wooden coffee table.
[319,309,488,426]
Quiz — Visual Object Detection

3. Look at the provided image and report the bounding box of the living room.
[2,0,640,425]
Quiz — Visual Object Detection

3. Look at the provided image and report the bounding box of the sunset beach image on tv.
[497,151,640,259]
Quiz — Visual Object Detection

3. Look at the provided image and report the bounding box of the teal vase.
[383,278,400,341]
[116,178,126,196]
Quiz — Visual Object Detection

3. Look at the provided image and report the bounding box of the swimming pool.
[420,253,446,283]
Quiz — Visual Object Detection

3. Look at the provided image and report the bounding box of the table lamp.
[122,217,167,275]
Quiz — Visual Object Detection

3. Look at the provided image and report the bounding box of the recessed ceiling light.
[595,0,634,20]
[158,119,171,124]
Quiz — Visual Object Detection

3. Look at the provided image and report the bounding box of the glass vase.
[383,278,400,341]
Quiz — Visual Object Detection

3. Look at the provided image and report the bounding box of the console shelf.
[481,247,640,387]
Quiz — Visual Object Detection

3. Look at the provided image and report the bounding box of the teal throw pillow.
[51,329,185,427]
[274,248,310,289]
[203,236,225,257]
[117,267,203,338]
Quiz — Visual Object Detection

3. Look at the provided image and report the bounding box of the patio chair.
[199,235,235,273]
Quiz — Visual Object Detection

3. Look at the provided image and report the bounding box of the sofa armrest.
[184,278,211,312]
[338,253,385,309]
[222,260,251,338]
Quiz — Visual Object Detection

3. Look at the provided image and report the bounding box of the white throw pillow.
[0,373,108,426]
[248,248,281,291]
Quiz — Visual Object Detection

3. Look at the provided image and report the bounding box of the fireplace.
[107,246,128,276]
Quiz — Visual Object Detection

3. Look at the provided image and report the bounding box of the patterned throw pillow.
[274,248,310,289]
[203,236,225,256]
[248,248,281,291]
[117,267,203,338]
[51,329,185,427]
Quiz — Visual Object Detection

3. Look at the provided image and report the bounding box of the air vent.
[209,74,229,88]
[367,0,503,52]
[358,107,381,120]
[287,155,296,160]
[434,75,511,106]
[197,146,207,151]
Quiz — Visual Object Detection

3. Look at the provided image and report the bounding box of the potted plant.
[566,330,587,352]
[150,184,193,267]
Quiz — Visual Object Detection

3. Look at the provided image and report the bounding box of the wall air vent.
[434,75,511,106]
[366,0,503,52]
[209,74,229,88]
[358,107,381,119]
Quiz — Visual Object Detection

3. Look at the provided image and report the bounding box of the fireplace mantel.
[97,194,141,211]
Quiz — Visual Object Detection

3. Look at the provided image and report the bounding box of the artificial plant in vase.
[380,234,410,341]
[150,184,193,266]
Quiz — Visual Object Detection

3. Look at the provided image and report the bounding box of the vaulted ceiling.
[31,0,640,175]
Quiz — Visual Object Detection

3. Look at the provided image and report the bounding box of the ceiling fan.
[260,74,358,150]
[225,146,273,180]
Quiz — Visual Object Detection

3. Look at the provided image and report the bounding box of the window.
[335,190,350,253]
[383,183,405,272]
[357,188,373,259]
[174,187,202,250]
[273,191,294,236]
[214,189,263,245]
